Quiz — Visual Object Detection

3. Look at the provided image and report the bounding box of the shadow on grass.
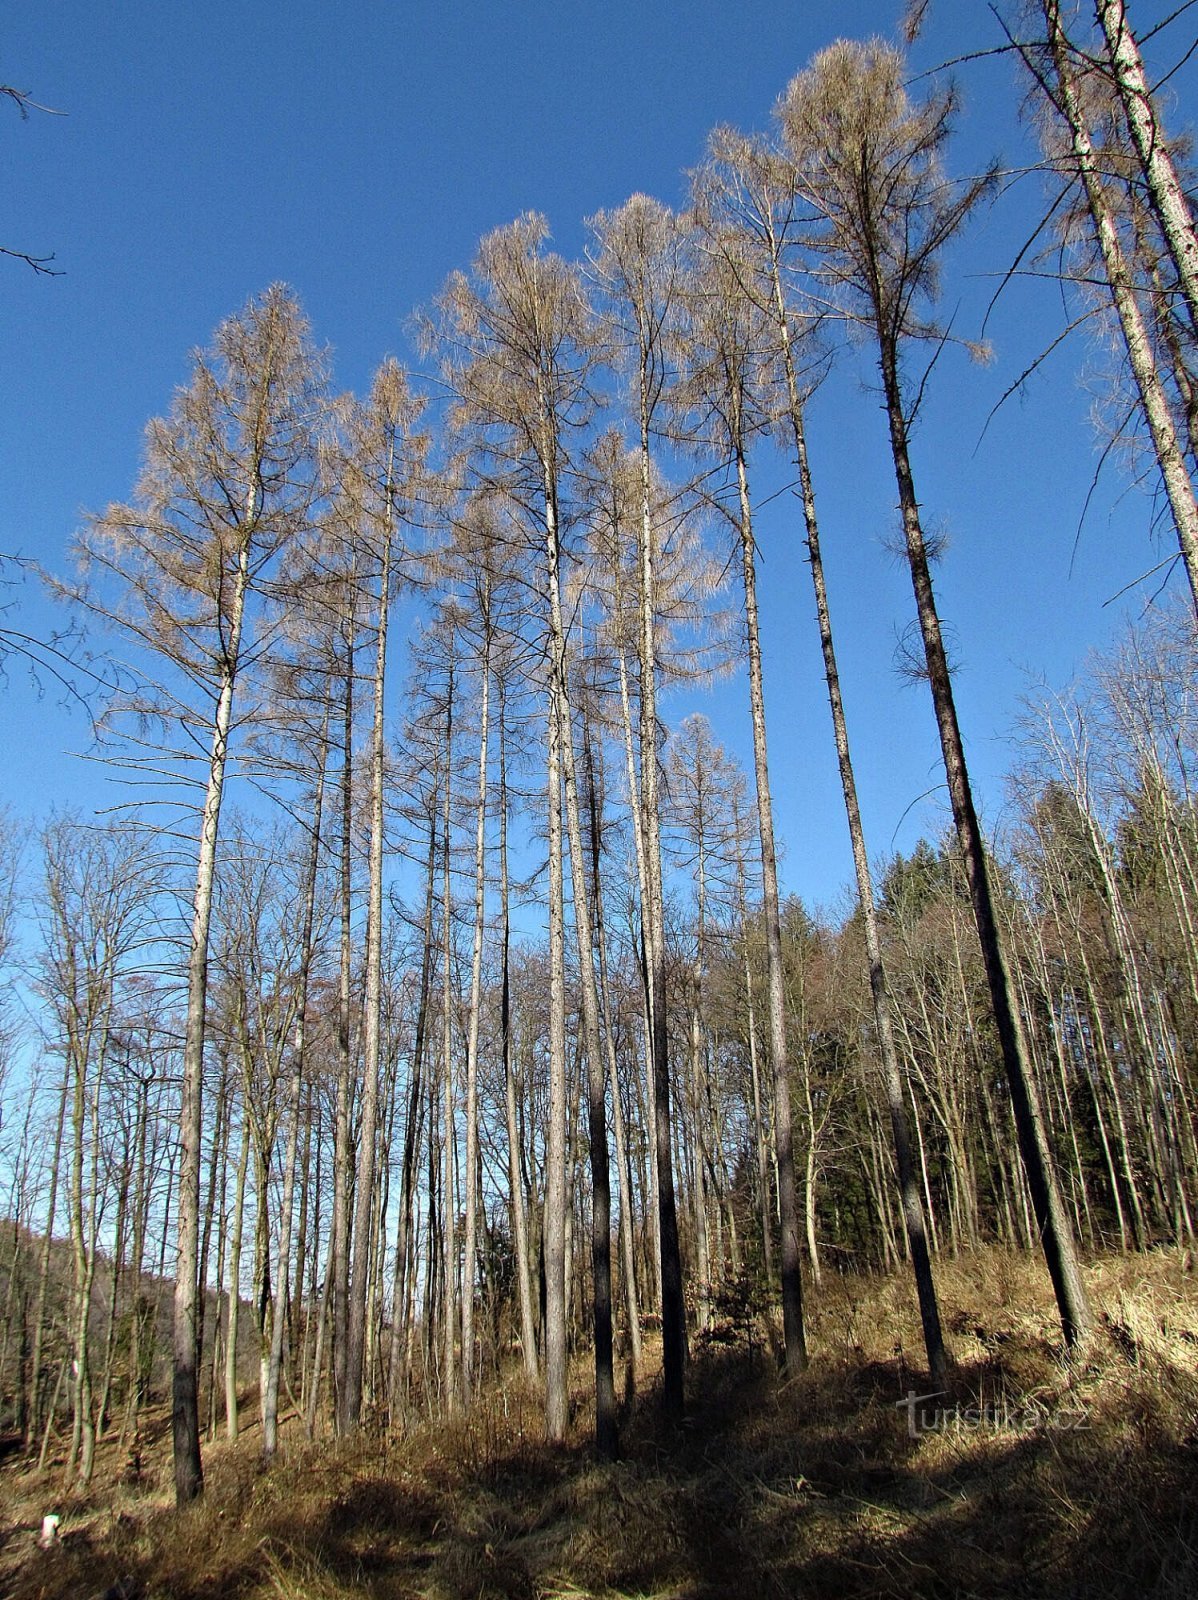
[7,1326,1198,1600]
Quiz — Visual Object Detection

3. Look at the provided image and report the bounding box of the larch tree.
[665,714,747,1331]
[338,360,428,1432]
[694,128,948,1389]
[70,285,327,1500]
[779,40,1092,1348]
[1092,0,1198,338]
[432,215,616,1450]
[586,198,694,1414]
[1018,1,1198,607]
[262,711,331,1458]
[672,238,809,1372]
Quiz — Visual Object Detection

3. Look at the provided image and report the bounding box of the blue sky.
[4,0,1196,918]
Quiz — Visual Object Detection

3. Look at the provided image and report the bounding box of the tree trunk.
[331,603,357,1437]
[764,251,948,1382]
[1094,0,1198,337]
[733,441,807,1373]
[26,1059,69,1450]
[390,779,438,1419]
[441,646,459,1416]
[264,723,329,1457]
[876,326,1092,1349]
[1041,0,1198,610]
[346,519,393,1429]
[461,585,492,1402]
[499,694,540,1385]
[224,1104,251,1441]
[544,681,569,1441]
[173,534,251,1504]
[585,723,643,1381]
[637,400,687,1419]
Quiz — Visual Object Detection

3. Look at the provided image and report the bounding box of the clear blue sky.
[4,1,1195,915]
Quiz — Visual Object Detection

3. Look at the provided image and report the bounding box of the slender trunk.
[689,845,712,1331]
[733,440,807,1372]
[332,605,357,1435]
[441,650,459,1415]
[461,589,492,1401]
[499,695,539,1383]
[306,1253,332,1440]
[586,725,643,1380]
[224,1103,251,1441]
[1041,0,1198,610]
[68,1016,105,1487]
[97,1134,129,1435]
[346,519,393,1429]
[876,323,1092,1348]
[390,782,438,1418]
[200,1058,231,1436]
[735,822,777,1291]
[264,724,329,1457]
[27,1060,69,1450]
[767,260,947,1382]
[538,463,616,1449]
[122,1068,152,1448]
[174,532,252,1504]
[1095,0,1198,336]
[637,398,686,1418]
[544,625,569,1442]
[553,650,617,1456]
[617,645,664,1314]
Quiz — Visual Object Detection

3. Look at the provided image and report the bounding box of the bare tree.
[672,236,810,1372]
[779,40,1092,1348]
[1019,2,1198,607]
[38,818,160,1485]
[69,285,327,1499]
[431,217,613,1444]
[694,129,947,1389]
[587,199,693,1414]
[337,361,428,1431]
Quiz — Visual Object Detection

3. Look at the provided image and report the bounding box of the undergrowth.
[3,1246,1195,1599]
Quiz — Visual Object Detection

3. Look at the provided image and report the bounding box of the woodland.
[1,4,1198,1597]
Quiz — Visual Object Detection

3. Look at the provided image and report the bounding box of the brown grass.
[3,1246,1196,1599]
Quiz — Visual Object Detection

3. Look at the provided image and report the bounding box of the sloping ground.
[3,1248,1196,1600]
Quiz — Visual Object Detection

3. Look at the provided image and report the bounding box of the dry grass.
[3,1246,1196,1599]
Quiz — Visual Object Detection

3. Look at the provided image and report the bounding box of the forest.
[2,3,1198,1597]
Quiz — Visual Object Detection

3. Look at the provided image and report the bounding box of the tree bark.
[877,328,1092,1348]
[264,722,329,1457]
[173,535,251,1504]
[733,442,808,1373]
[1041,0,1198,610]
[1094,0,1198,337]
[346,502,394,1429]
[461,582,491,1401]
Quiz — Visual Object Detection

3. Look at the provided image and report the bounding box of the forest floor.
[2,1247,1197,1600]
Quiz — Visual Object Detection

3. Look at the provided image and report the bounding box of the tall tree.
[39,819,159,1485]
[673,236,809,1372]
[434,216,620,1448]
[71,286,326,1499]
[1021,1,1198,607]
[694,129,948,1388]
[339,361,428,1431]
[779,41,1092,1347]
[587,198,692,1414]
[1092,0,1198,340]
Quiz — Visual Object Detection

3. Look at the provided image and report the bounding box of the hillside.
[3,1247,1196,1600]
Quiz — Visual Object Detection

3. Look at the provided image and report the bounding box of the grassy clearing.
[3,1246,1196,1599]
